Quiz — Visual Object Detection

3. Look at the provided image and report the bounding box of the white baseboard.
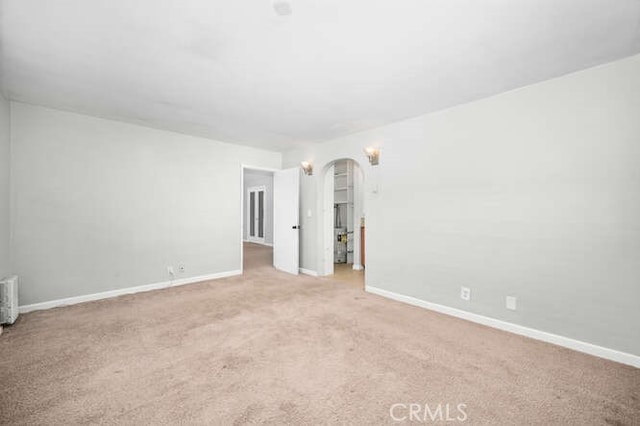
[352,264,364,271]
[365,286,640,369]
[299,268,319,277]
[19,270,242,314]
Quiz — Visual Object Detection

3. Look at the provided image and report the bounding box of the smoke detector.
[273,0,292,16]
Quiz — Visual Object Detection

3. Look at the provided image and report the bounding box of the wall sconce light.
[364,147,380,166]
[301,161,313,176]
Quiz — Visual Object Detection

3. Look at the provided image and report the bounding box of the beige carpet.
[1,245,638,424]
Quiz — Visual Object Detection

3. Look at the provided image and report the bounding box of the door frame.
[246,185,267,244]
[240,165,279,274]
[322,165,335,276]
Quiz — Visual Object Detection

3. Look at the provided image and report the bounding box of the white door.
[247,186,266,244]
[273,167,300,275]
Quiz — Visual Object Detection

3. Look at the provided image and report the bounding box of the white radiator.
[0,275,19,325]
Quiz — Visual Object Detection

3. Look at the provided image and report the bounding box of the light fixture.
[273,0,292,16]
[364,147,380,166]
[301,161,313,176]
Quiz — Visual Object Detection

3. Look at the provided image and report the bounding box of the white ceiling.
[2,0,640,152]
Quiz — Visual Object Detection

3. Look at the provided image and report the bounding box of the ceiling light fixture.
[273,0,292,16]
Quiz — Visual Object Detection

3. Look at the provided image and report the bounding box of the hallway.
[328,263,364,289]
[243,242,273,271]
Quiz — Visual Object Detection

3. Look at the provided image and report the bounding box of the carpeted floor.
[1,245,638,424]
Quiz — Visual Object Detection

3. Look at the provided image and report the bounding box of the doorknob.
[292,225,299,229]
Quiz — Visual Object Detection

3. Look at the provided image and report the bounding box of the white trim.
[299,268,319,277]
[352,264,364,271]
[19,270,242,314]
[241,164,280,174]
[365,286,640,369]
[322,164,335,276]
[240,166,245,274]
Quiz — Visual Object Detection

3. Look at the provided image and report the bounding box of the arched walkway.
[318,158,365,288]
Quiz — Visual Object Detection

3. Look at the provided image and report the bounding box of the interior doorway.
[321,159,365,288]
[241,166,300,275]
[242,167,275,272]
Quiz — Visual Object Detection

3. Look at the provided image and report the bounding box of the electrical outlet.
[178,264,185,273]
[460,286,471,301]
[167,266,175,276]
[506,296,517,311]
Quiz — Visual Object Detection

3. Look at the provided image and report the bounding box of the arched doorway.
[319,158,365,287]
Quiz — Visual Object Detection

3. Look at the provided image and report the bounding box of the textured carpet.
[1,244,638,424]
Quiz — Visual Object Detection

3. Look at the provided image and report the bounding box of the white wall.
[0,93,10,279]
[283,54,640,356]
[11,103,281,305]
[243,169,274,245]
